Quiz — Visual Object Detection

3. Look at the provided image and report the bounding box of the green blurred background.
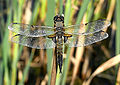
[0,0,120,85]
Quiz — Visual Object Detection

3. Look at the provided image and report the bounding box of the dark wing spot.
[85,23,88,25]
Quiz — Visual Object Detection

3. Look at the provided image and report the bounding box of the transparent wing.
[11,34,55,49]
[64,19,111,35]
[8,23,55,37]
[65,31,108,47]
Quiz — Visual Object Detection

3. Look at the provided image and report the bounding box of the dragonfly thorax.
[56,22,63,27]
[56,27,63,31]
[56,31,64,37]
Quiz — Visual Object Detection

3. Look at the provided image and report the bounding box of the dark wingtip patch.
[31,25,34,28]
[85,23,88,25]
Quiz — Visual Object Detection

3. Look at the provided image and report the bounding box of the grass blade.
[45,0,55,85]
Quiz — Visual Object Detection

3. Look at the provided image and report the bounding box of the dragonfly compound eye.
[54,15,58,21]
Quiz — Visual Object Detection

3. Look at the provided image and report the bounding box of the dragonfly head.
[54,14,64,27]
[54,14,64,22]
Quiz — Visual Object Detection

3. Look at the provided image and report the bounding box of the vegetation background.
[0,0,120,85]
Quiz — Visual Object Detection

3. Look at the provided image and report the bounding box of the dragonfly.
[8,14,111,73]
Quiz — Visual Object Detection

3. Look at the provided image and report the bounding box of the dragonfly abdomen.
[56,36,63,73]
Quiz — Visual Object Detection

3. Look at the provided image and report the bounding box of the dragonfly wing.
[11,34,55,49]
[64,19,111,35]
[8,23,55,37]
[65,31,108,47]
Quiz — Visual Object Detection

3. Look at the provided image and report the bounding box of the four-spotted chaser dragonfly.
[8,14,111,73]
